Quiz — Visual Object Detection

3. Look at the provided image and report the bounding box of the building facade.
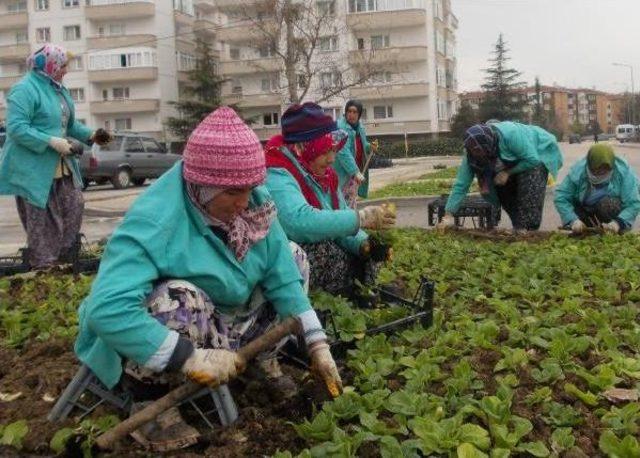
[216,0,459,140]
[0,0,220,141]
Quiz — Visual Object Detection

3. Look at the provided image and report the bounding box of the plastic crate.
[428,194,501,230]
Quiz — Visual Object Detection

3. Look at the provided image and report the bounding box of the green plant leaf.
[550,428,575,453]
[517,441,550,457]
[0,420,28,449]
[457,442,489,458]
[50,427,75,454]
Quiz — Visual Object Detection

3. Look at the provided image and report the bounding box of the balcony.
[194,18,218,38]
[349,46,428,67]
[174,10,195,26]
[87,34,157,50]
[0,74,23,90]
[220,57,280,76]
[438,120,451,131]
[194,0,215,11]
[0,12,27,32]
[176,38,197,54]
[214,0,267,10]
[0,43,30,62]
[88,67,158,83]
[217,19,276,43]
[363,120,431,135]
[346,9,426,31]
[90,98,160,114]
[350,82,429,100]
[221,92,281,108]
[85,1,155,20]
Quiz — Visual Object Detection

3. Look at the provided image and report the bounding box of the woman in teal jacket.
[0,44,110,268]
[437,121,563,232]
[75,108,340,449]
[335,100,378,207]
[264,103,395,295]
[554,143,639,234]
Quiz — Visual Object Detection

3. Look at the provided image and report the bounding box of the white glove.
[436,214,455,233]
[354,172,366,184]
[308,341,342,397]
[181,348,245,386]
[297,309,327,346]
[358,205,396,230]
[494,170,510,186]
[570,219,586,234]
[48,137,73,156]
[602,220,620,234]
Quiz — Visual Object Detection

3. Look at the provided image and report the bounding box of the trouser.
[300,240,379,296]
[126,242,309,384]
[575,196,622,227]
[15,175,84,268]
[495,164,548,230]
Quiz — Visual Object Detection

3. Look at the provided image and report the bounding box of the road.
[1,141,639,255]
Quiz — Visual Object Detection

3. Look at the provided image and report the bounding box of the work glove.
[436,214,455,233]
[358,205,396,230]
[355,172,366,184]
[369,139,379,153]
[181,348,245,386]
[570,219,586,234]
[602,220,620,234]
[49,137,73,156]
[494,170,510,186]
[308,341,342,398]
[91,128,113,146]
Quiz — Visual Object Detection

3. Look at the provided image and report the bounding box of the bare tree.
[228,0,382,104]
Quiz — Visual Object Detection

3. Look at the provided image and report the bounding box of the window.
[112,87,130,100]
[357,38,365,50]
[62,0,79,7]
[69,56,83,71]
[261,76,278,92]
[317,0,335,15]
[36,27,50,43]
[371,72,392,84]
[348,0,375,13]
[436,65,446,87]
[16,31,28,44]
[177,52,196,71]
[141,137,163,153]
[64,25,81,41]
[230,47,240,60]
[320,72,340,89]
[319,36,338,52]
[123,135,143,150]
[438,100,447,120]
[231,81,243,94]
[69,88,85,103]
[101,135,124,151]
[436,32,445,54]
[373,105,393,119]
[371,35,390,49]
[8,1,27,12]
[102,89,108,101]
[89,49,157,70]
[323,107,340,120]
[174,0,194,16]
[100,23,126,36]
[263,112,279,126]
[258,44,276,58]
[435,0,444,19]
[35,0,48,10]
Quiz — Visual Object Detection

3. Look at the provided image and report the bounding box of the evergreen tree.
[531,77,545,125]
[166,40,223,141]
[479,34,526,122]
[450,101,478,138]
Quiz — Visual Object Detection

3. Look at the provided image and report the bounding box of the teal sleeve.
[500,132,541,175]
[335,137,360,177]
[334,186,368,254]
[84,216,170,366]
[617,170,640,226]
[261,220,312,318]
[553,175,580,226]
[266,169,360,243]
[445,155,475,213]
[67,117,93,144]
[6,86,51,153]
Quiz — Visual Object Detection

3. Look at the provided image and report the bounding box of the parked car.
[79,133,181,189]
[568,134,582,144]
[615,124,637,143]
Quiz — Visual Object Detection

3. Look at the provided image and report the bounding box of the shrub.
[383,138,464,158]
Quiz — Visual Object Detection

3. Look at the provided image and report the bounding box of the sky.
[452,0,640,94]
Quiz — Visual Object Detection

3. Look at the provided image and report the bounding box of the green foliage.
[0,420,28,449]
[450,101,479,138]
[598,430,640,457]
[382,138,464,158]
[601,403,640,436]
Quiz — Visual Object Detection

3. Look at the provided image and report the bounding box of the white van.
[616,124,637,143]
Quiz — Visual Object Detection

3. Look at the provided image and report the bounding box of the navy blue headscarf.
[464,124,499,194]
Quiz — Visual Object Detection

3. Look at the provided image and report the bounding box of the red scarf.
[265,135,340,210]
[355,134,364,169]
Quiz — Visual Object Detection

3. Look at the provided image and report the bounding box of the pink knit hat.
[182,107,266,187]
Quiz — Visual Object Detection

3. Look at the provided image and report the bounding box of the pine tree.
[166,40,223,141]
[479,34,526,122]
[450,101,478,138]
[531,77,544,125]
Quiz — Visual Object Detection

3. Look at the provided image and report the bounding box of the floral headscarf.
[26,44,72,84]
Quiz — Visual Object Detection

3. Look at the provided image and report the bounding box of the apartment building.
[460,86,625,136]
[216,0,459,141]
[0,0,220,141]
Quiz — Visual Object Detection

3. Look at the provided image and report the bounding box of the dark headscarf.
[344,99,363,128]
[464,124,499,194]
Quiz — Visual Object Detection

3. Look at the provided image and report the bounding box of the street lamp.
[613,62,636,128]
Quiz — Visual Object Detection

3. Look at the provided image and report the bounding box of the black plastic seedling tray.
[428,194,501,230]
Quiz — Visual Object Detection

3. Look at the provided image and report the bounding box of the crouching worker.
[554,143,640,234]
[437,122,563,232]
[74,108,340,451]
[265,102,396,296]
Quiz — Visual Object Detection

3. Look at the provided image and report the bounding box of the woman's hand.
[494,170,510,186]
[308,341,342,398]
[354,172,366,184]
